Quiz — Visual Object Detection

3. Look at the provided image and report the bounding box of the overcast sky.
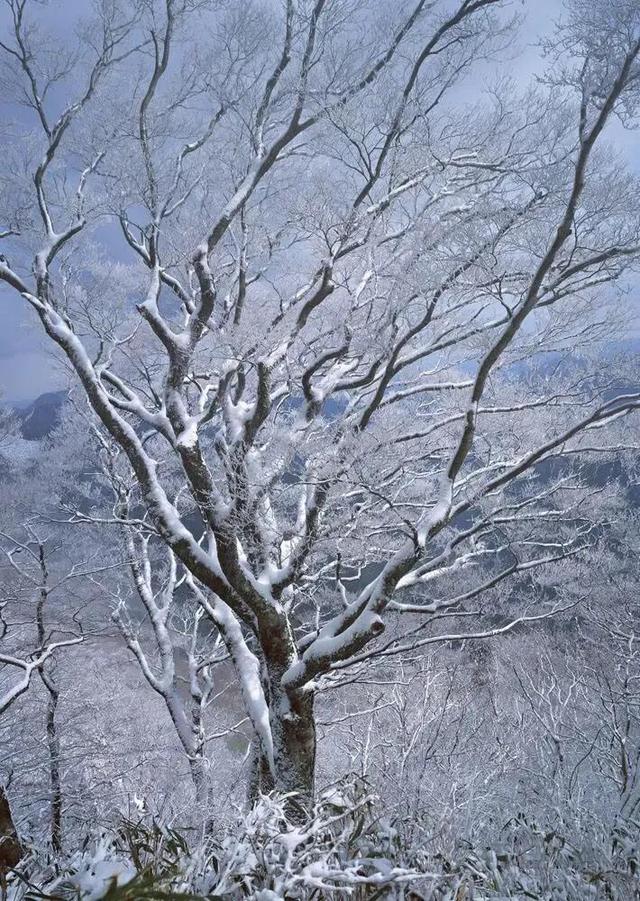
[0,0,636,402]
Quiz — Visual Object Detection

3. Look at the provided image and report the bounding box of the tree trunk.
[188,753,209,803]
[255,619,318,815]
[248,743,275,804]
[44,679,62,853]
[0,785,23,901]
[270,687,317,818]
[35,555,63,854]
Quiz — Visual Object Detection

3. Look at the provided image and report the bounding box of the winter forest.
[0,0,639,897]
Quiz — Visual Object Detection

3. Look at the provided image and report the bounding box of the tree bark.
[188,753,209,803]
[248,689,316,806]
[0,785,22,901]
[248,743,275,805]
[35,547,63,852]
[270,686,316,817]
[43,676,62,853]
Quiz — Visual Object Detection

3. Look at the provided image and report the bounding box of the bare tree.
[0,519,107,854]
[0,556,82,720]
[0,0,639,807]
[109,531,222,796]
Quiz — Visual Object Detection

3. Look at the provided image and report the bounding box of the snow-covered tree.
[0,520,87,860]
[1,0,639,807]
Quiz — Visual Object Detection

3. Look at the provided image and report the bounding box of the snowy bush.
[7,777,639,900]
[8,777,422,899]
[422,815,639,900]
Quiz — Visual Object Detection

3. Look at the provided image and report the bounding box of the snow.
[175,417,199,449]
[417,475,453,547]
[2,436,40,464]
[55,835,136,900]
[282,610,384,688]
[193,586,275,775]
[224,397,253,444]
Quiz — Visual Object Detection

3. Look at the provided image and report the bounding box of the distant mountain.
[15,390,67,440]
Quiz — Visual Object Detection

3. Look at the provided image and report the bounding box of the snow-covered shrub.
[204,776,421,898]
[422,814,639,901]
[14,820,194,900]
[7,778,639,900]
[8,777,422,899]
